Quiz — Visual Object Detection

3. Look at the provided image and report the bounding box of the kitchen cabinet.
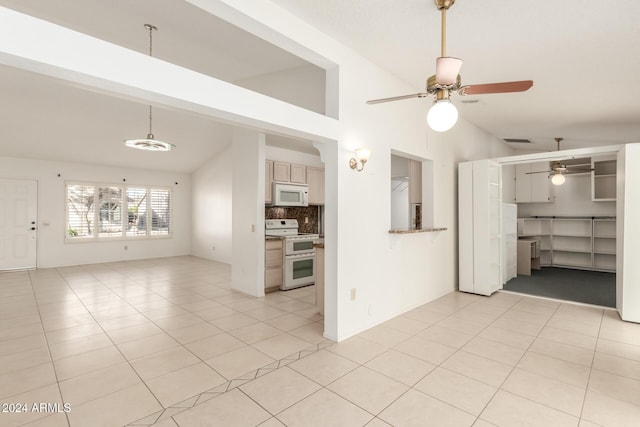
[515,161,553,203]
[273,161,290,182]
[265,239,283,292]
[290,164,306,184]
[265,160,273,204]
[306,166,325,205]
[591,155,616,201]
[459,159,502,296]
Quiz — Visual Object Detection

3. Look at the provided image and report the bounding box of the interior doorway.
[501,156,616,307]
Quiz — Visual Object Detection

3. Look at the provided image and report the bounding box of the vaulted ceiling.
[1,0,639,173]
[271,0,640,152]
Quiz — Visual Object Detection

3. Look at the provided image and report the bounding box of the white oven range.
[265,219,319,290]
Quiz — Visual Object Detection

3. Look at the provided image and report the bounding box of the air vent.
[503,138,532,144]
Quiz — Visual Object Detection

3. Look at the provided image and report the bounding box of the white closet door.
[0,178,37,270]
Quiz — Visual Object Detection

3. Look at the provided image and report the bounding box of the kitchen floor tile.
[516,351,591,388]
[588,368,640,406]
[240,366,321,414]
[130,346,200,380]
[173,388,271,427]
[117,333,180,360]
[209,313,261,331]
[185,332,246,360]
[145,362,227,407]
[288,349,358,386]
[58,362,141,406]
[166,321,223,344]
[229,322,283,344]
[265,313,314,331]
[327,366,409,414]
[0,362,57,400]
[0,384,64,427]
[394,335,457,365]
[0,346,51,375]
[581,389,640,427]
[251,333,313,360]
[501,368,585,416]
[67,383,162,427]
[325,336,388,364]
[592,351,640,381]
[288,322,325,344]
[414,367,497,416]
[417,325,474,349]
[365,349,436,386]
[461,336,526,366]
[441,351,512,388]
[206,346,275,380]
[480,390,578,427]
[477,325,535,350]
[596,337,640,362]
[277,388,373,427]
[539,326,598,350]
[379,388,476,427]
[529,337,594,367]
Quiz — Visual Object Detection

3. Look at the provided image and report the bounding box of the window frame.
[65,181,173,243]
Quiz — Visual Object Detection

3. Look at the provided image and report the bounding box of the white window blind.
[66,182,172,241]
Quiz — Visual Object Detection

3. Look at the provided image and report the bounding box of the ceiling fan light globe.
[427,99,458,132]
[551,173,566,186]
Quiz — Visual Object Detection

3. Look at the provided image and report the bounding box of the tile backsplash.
[265,206,319,234]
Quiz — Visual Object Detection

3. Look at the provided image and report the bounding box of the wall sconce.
[349,148,371,172]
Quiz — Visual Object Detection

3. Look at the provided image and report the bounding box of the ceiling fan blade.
[526,170,552,175]
[366,93,428,105]
[459,80,533,95]
[435,57,463,85]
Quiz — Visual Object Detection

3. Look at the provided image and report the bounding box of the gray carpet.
[503,267,616,307]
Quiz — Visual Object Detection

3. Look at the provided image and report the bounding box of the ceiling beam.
[0,6,338,143]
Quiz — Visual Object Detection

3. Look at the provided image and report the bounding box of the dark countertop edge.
[389,227,448,234]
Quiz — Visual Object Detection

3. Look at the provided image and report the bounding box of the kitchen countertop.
[388,227,448,234]
[265,235,283,241]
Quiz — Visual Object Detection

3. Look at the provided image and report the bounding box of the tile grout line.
[577,307,605,423]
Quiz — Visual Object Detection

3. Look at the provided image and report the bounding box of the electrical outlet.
[350,288,356,301]
[305,216,309,224]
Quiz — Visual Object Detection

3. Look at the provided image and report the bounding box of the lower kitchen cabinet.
[265,239,283,293]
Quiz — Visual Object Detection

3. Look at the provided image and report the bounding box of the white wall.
[517,174,616,217]
[0,156,190,268]
[204,1,519,340]
[236,65,326,115]
[191,145,233,263]
[231,129,266,297]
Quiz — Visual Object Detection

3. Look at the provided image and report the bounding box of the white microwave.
[273,182,309,207]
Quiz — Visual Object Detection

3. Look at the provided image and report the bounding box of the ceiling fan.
[526,138,594,185]
[366,0,533,132]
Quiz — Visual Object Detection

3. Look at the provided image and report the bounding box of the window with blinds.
[66,182,172,241]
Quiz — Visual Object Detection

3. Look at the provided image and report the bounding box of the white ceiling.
[2,0,639,173]
[271,0,640,151]
[0,0,320,173]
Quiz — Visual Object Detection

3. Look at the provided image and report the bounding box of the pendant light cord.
[144,24,157,137]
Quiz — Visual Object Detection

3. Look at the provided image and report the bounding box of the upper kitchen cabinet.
[515,161,553,203]
[591,155,617,201]
[306,166,325,205]
[290,164,306,184]
[273,161,291,182]
[265,160,273,204]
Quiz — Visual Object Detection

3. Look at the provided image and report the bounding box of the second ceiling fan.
[367,0,533,132]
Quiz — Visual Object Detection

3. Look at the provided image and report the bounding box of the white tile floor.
[1,256,640,426]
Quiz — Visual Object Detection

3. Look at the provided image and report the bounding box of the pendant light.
[124,24,175,151]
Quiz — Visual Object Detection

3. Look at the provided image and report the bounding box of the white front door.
[0,178,37,270]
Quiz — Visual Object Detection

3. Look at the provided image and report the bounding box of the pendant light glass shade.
[427,99,458,132]
[551,173,566,185]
